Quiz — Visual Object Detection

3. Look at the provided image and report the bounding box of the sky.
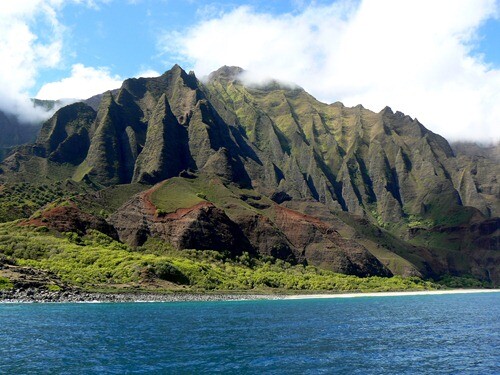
[0,0,499,143]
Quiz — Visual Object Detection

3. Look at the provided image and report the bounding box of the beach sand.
[283,289,500,300]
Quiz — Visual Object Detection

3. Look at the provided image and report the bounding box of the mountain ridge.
[0,65,498,285]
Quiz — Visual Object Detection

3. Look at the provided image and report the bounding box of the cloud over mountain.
[0,1,116,122]
[36,64,123,100]
[161,0,500,142]
[0,1,64,122]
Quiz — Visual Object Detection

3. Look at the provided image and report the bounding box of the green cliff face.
[1,65,498,284]
[202,67,484,226]
[37,102,95,165]
[451,141,499,217]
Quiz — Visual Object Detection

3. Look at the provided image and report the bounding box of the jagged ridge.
[1,65,498,283]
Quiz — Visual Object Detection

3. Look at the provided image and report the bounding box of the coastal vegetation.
[0,276,13,290]
[0,223,437,293]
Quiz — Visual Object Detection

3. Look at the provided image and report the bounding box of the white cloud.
[160,0,500,143]
[0,0,111,123]
[0,1,64,122]
[134,69,161,78]
[36,63,123,100]
[36,66,164,101]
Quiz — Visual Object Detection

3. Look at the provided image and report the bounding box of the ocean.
[1,292,498,374]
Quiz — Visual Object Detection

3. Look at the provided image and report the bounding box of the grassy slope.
[75,183,150,217]
[151,178,205,213]
[150,175,273,221]
[1,156,76,184]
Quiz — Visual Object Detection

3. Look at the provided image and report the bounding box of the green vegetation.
[152,261,190,284]
[0,276,13,290]
[151,179,205,213]
[405,214,434,229]
[0,65,495,292]
[369,207,386,228]
[424,200,476,227]
[1,156,76,184]
[150,175,271,220]
[437,275,492,288]
[337,211,431,274]
[0,180,89,223]
[0,223,437,292]
[47,284,62,292]
[356,239,419,276]
[75,183,149,217]
[408,231,461,251]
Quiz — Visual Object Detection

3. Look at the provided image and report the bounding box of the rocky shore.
[0,287,281,303]
[0,263,276,303]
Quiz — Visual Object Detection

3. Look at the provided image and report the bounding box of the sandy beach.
[283,289,500,300]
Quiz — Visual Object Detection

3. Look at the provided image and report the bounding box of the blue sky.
[475,15,500,65]
[33,0,325,94]
[0,0,499,142]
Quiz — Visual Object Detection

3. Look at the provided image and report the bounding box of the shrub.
[154,261,190,284]
[65,232,82,245]
[0,276,13,290]
[195,192,207,200]
[47,284,61,292]
[438,274,490,288]
[156,208,167,216]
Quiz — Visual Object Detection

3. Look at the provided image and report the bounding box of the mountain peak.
[380,106,394,115]
[208,66,245,82]
[170,63,183,72]
[160,64,188,78]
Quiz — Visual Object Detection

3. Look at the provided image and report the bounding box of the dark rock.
[270,191,292,204]
[22,203,118,239]
[272,205,392,277]
[108,185,253,254]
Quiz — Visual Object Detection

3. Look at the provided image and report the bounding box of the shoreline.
[282,289,500,300]
[0,289,283,304]
[1,288,498,304]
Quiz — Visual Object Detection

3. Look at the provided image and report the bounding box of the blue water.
[1,293,499,374]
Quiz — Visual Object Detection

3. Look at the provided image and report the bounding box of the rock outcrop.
[22,203,118,239]
[108,184,252,254]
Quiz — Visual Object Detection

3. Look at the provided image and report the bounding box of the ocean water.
[0,293,499,374]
